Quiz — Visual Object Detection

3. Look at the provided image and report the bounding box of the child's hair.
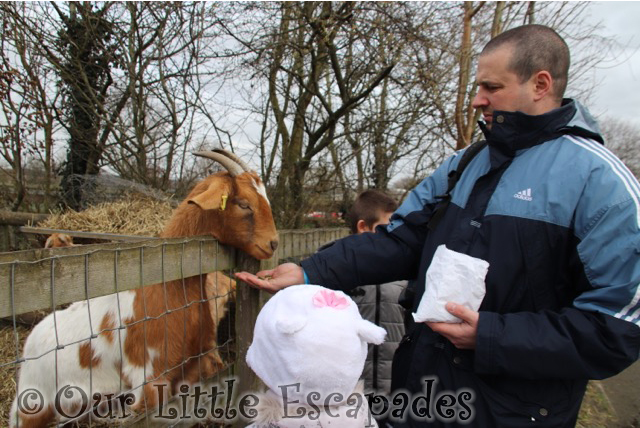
[348,189,398,234]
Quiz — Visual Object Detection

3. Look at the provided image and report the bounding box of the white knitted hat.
[246,284,386,404]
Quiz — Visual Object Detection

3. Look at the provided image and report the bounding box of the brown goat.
[11,149,278,427]
[44,232,76,249]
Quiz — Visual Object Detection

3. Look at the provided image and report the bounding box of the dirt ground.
[601,361,640,428]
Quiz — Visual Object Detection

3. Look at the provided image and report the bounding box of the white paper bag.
[413,245,489,323]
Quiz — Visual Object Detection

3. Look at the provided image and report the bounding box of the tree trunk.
[454,2,485,150]
[59,2,114,209]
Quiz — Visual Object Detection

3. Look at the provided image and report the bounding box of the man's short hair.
[482,24,570,101]
[348,190,398,234]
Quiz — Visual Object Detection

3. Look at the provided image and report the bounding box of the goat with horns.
[11,149,278,428]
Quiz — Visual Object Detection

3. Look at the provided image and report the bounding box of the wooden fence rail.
[0,227,348,427]
[0,237,235,318]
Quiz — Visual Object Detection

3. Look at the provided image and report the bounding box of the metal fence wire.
[0,229,347,428]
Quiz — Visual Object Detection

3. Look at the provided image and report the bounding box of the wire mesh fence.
[0,228,347,427]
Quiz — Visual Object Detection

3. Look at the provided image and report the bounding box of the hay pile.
[38,195,176,237]
[0,322,29,425]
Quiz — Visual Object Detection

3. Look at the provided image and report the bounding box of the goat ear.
[188,179,232,211]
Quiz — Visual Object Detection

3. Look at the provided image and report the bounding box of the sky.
[581,2,640,127]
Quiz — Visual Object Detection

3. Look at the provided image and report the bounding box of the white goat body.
[11,272,235,427]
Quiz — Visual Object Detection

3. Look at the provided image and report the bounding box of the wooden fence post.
[234,251,262,400]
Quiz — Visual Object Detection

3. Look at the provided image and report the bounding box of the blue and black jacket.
[301,100,640,427]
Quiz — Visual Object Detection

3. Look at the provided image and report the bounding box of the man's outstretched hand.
[235,262,304,294]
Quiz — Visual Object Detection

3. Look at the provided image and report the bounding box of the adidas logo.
[514,188,533,201]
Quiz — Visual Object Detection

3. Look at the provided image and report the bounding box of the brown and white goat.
[10,149,278,428]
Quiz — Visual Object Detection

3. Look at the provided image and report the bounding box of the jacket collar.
[478,99,600,158]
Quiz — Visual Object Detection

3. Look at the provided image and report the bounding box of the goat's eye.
[238,201,251,210]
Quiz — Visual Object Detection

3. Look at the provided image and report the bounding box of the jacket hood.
[561,99,604,143]
[479,99,604,156]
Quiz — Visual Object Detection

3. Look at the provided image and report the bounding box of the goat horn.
[192,151,244,177]
[211,148,252,173]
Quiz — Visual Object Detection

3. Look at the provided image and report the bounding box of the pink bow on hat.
[312,289,350,310]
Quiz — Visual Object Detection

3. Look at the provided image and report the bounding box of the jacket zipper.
[372,283,381,391]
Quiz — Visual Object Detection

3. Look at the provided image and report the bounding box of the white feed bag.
[413,245,490,323]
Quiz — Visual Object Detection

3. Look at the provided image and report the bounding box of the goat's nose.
[270,240,279,251]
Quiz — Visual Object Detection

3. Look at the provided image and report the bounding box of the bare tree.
[91,3,239,196]
[54,2,119,209]
[0,5,60,211]
[228,2,394,227]
[2,2,235,207]
[600,118,640,179]
[0,1,621,222]
[343,3,455,192]
[454,2,485,150]
[0,48,30,210]
[1,2,121,209]
[100,3,230,190]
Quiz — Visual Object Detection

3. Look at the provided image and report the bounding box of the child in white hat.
[246,284,387,427]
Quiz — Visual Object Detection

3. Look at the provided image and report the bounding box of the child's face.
[358,210,393,234]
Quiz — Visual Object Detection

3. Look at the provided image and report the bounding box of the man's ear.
[533,70,553,101]
[188,178,232,211]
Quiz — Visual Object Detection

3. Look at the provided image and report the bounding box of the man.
[237,25,640,427]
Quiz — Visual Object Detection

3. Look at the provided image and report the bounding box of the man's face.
[472,46,537,129]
